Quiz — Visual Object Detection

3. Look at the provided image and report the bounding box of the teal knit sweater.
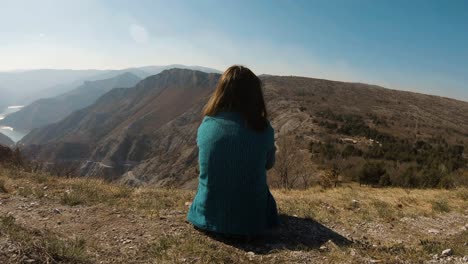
[187,112,280,235]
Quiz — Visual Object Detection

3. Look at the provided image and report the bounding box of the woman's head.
[203,65,268,131]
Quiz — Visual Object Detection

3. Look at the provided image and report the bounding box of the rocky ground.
[0,168,467,263]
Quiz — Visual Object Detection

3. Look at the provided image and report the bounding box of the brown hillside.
[20,70,468,187]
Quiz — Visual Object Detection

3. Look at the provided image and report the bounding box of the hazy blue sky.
[1,0,467,100]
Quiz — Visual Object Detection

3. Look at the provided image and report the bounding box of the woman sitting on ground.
[187,65,279,236]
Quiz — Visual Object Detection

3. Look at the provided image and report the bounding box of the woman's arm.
[265,122,276,170]
[266,145,276,170]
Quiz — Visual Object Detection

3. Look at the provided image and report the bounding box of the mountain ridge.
[0,73,141,130]
[0,65,221,111]
[19,69,468,187]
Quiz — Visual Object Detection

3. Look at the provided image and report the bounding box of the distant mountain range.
[0,132,14,147]
[0,72,141,130]
[0,65,220,112]
[19,69,468,188]
[0,69,102,111]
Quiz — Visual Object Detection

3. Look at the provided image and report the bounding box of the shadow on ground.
[196,214,353,254]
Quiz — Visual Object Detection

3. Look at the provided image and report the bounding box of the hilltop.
[0,167,467,263]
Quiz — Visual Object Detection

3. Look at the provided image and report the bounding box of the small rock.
[184,201,192,206]
[122,239,132,244]
[53,208,61,214]
[428,228,440,234]
[319,245,327,251]
[462,256,468,262]
[441,248,452,257]
[246,251,255,260]
[351,199,359,208]
[369,259,382,263]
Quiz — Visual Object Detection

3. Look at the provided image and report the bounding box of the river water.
[0,106,29,143]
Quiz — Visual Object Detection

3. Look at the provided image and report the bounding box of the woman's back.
[187,65,279,235]
[187,112,279,235]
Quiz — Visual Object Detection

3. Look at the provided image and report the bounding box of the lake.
[0,106,29,143]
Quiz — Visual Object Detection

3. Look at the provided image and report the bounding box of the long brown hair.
[203,65,268,132]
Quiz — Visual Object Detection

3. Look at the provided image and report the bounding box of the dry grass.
[0,215,91,263]
[273,185,467,223]
[1,167,467,263]
[430,199,451,213]
[0,178,9,193]
[0,167,192,217]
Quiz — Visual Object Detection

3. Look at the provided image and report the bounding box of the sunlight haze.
[1,0,467,100]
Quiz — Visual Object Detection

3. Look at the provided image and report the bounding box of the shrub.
[318,169,338,189]
[439,174,455,189]
[61,192,85,206]
[396,167,420,188]
[359,162,386,186]
[371,200,395,220]
[0,178,8,193]
[431,199,451,213]
[456,188,468,201]
[342,145,363,157]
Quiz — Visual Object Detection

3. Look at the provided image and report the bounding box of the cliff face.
[20,70,468,187]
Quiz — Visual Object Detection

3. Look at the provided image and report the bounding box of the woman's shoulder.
[200,115,223,126]
[199,114,274,134]
[198,115,228,131]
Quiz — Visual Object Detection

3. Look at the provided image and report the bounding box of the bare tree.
[318,166,340,189]
[274,135,314,189]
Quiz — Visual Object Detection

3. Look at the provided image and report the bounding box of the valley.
[0,106,28,143]
[10,69,467,189]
